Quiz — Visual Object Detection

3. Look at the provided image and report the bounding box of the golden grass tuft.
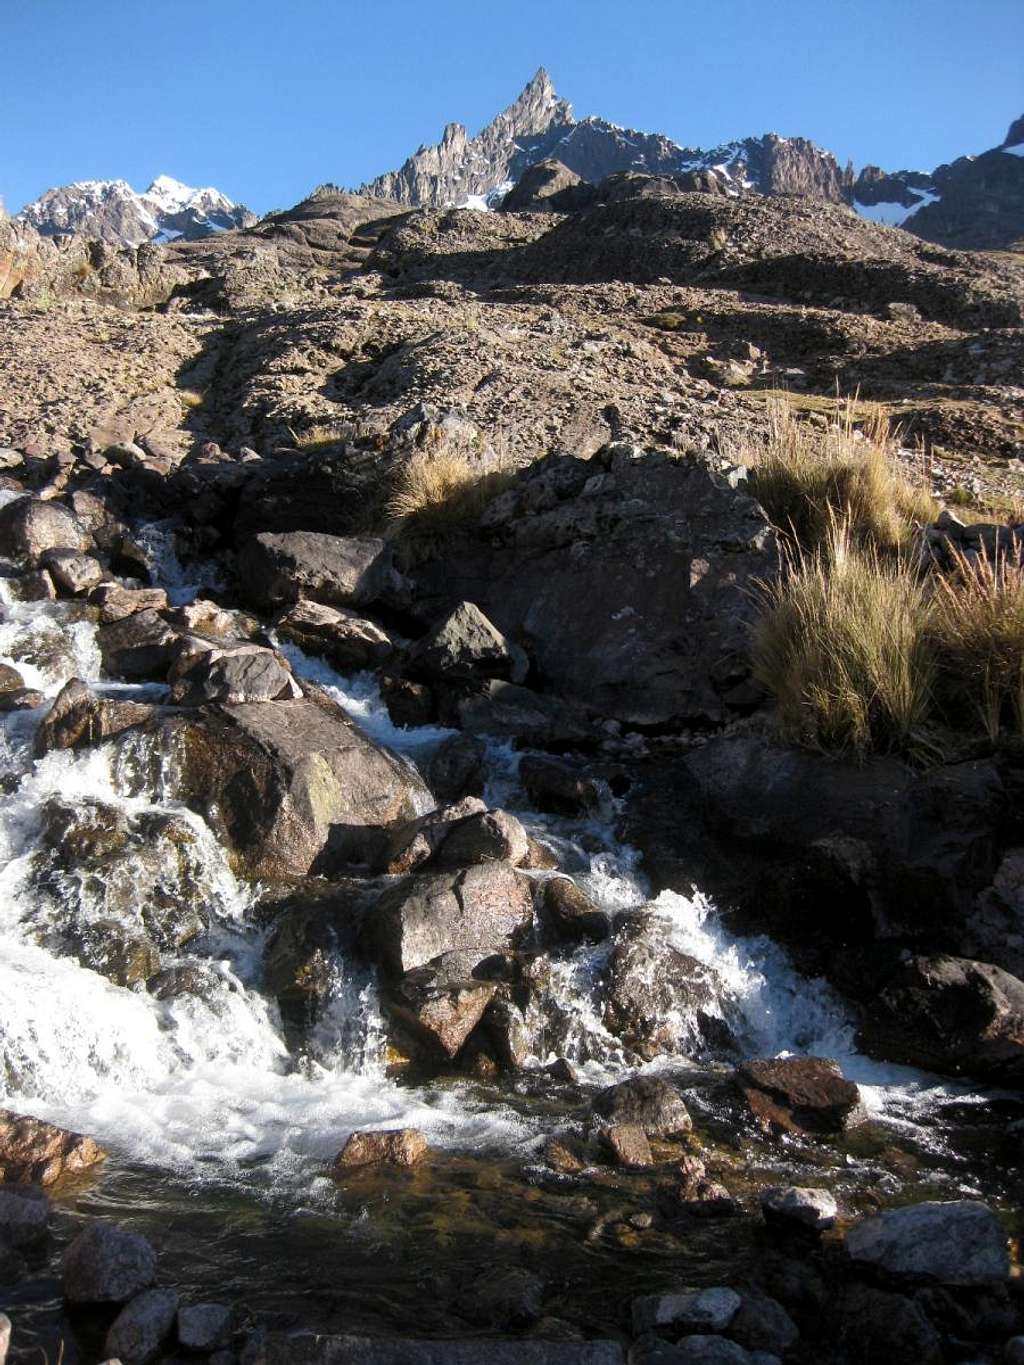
[745,399,936,556]
[929,542,1024,741]
[752,522,935,755]
[386,451,512,543]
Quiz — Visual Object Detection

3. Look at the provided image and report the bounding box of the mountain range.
[16,174,256,246]
[9,72,1023,251]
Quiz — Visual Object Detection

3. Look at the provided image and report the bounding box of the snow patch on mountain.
[17,175,255,246]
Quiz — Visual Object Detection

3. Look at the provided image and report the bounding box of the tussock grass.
[929,543,1024,741]
[752,523,934,755]
[386,451,512,543]
[745,400,936,555]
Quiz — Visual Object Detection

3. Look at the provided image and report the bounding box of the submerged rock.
[0,1109,106,1184]
[62,1221,157,1303]
[736,1057,866,1135]
[177,1302,234,1352]
[334,1128,428,1169]
[104,1287,179,1364]
[0,1185,50,1247]
[465,1266,545,1327]
[600,1122,653,1168]
[845,1200,1009,1285]
[760,1185,837,1235]
[592,1076,692,1138]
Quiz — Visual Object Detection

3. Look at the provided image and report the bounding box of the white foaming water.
[0,518,966,1201]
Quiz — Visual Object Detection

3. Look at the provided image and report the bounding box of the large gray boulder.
[365,863,534,977]
[592,1075,692,1138]
[154,690,431,878]
[62,1221,157,1303]
[0,496,90,565]
[238,531,394,611]
[410,447,777,727]
[410,601,527,683]
[857,954,1024,1083]
[845,1200,1009,1285]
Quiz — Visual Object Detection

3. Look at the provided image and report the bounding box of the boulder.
[835,1283,942,1365]
[238,531,394,611]
[845,1200,1009,1285]
[632,1286,742,1335]
[62,1222,157,1303]
[34,678,155,756]
[0,662,24,693]
[177,1303,234,1352]
[630,1343,751,1365]
[520,756,603,816]
[157,690,431,877]
[543,878,608,943]
[0,1109,107,1184]
[334,1128,427,1169]
[276,599,394,671]
[677,1179,739,1219]
[443,679,599,748]
[736,1058,866,1135]
[431,808,530,869]
[385,960,498,1060]
[592,1076,692,1138]
[105,1288,179,1364]
[410,601,527,683]
[75,919,161,987]
[0,1185,50,1247]
[0,495,90,565]
[858,955,1024,1083]
[366,862,534,977]
[97,609,180,680]
[725,1291,798,1356]
[601,915,732,1059]
[42,549,104,596]
[241,1336,624,1364]
[760,1186,837,1235]
[378,799,488,875]
[501,160,596,214]
[410,448,777,728]
[600,1123,653,1168]
[0,686,46,712]
[168,646,299,705]
[425,734,486,803]
[90,584,169,624]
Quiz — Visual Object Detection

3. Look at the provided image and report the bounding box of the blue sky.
[3,0,1022,214]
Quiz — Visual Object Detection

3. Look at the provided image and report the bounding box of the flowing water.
[0,516,1019,1350]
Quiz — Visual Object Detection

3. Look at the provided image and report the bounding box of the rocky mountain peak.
[16,175,255,246]
[1002,114,1024,149]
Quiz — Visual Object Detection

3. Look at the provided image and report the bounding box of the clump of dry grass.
[386,451,512,543]
[752,521,935,755]
[929,542,1024,741]
[746,400,936,556]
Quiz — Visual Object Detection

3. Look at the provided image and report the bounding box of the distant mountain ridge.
[17,175,256,246]
[361,68,1024,250]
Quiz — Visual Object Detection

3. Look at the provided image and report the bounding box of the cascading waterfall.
[0,518,974,1206]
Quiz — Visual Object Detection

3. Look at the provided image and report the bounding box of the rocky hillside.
[16,174,256,246]
[361,70,1024,250]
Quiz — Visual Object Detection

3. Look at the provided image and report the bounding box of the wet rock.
[276,599,394,671]
[334,1128,427,1169]
[238,531,394,611]
[366,862,534,977]
[465,1267,544,1327]
[432,808,530,870]
[593,1076,692,1138]
[386,965,498,1059]
[845,1199,1010,1285]
[410,601,527,684]
[520,756,603,816]
[543,1135,586,1173]
[42,802,132,870]
[34,678,155,756]
[425,734,486,803]
[447,679,598,748]
[602,915,732,1058]
[378,800,488,875]
[105,1288,179,1364]
[261,897,355,1017]
[177,1303,234,1352]
[379,673,436,728]
[859,955,1024,1083]
[159,691,430,878]
[5,567,56,601]
[759,1185,837,1235]
[169,646,299,705]
[0,662,25,694]
[600,1123,653,1168]
[0,1185,49,1247]
[42,549,104,596]
[0,686,46,711]
[62,1221,157,1303]
[90,584,169,624]
[0,1109,107,1184]
[632,1286,742,1335]
[0,495,90,565]
[836,1283,942,1365]
[737,1057,866,1135]
[678,1180,739,1219]
[726,1292,798,1355]
[542,878,608,943]
[97,609,180,680]
[754,1253,829,1330]
[240,1335,625,1363]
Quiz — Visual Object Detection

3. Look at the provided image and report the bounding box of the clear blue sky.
[3,0,1022,214]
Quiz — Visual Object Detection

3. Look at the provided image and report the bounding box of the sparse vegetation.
[929,543,1024,741]
[752,523,934,755]
[744,399,936,555]
[288,421,347,451]
[386,450,513,544]
[178,388,206,412]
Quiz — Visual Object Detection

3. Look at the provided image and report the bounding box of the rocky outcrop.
[409,446,777,728]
